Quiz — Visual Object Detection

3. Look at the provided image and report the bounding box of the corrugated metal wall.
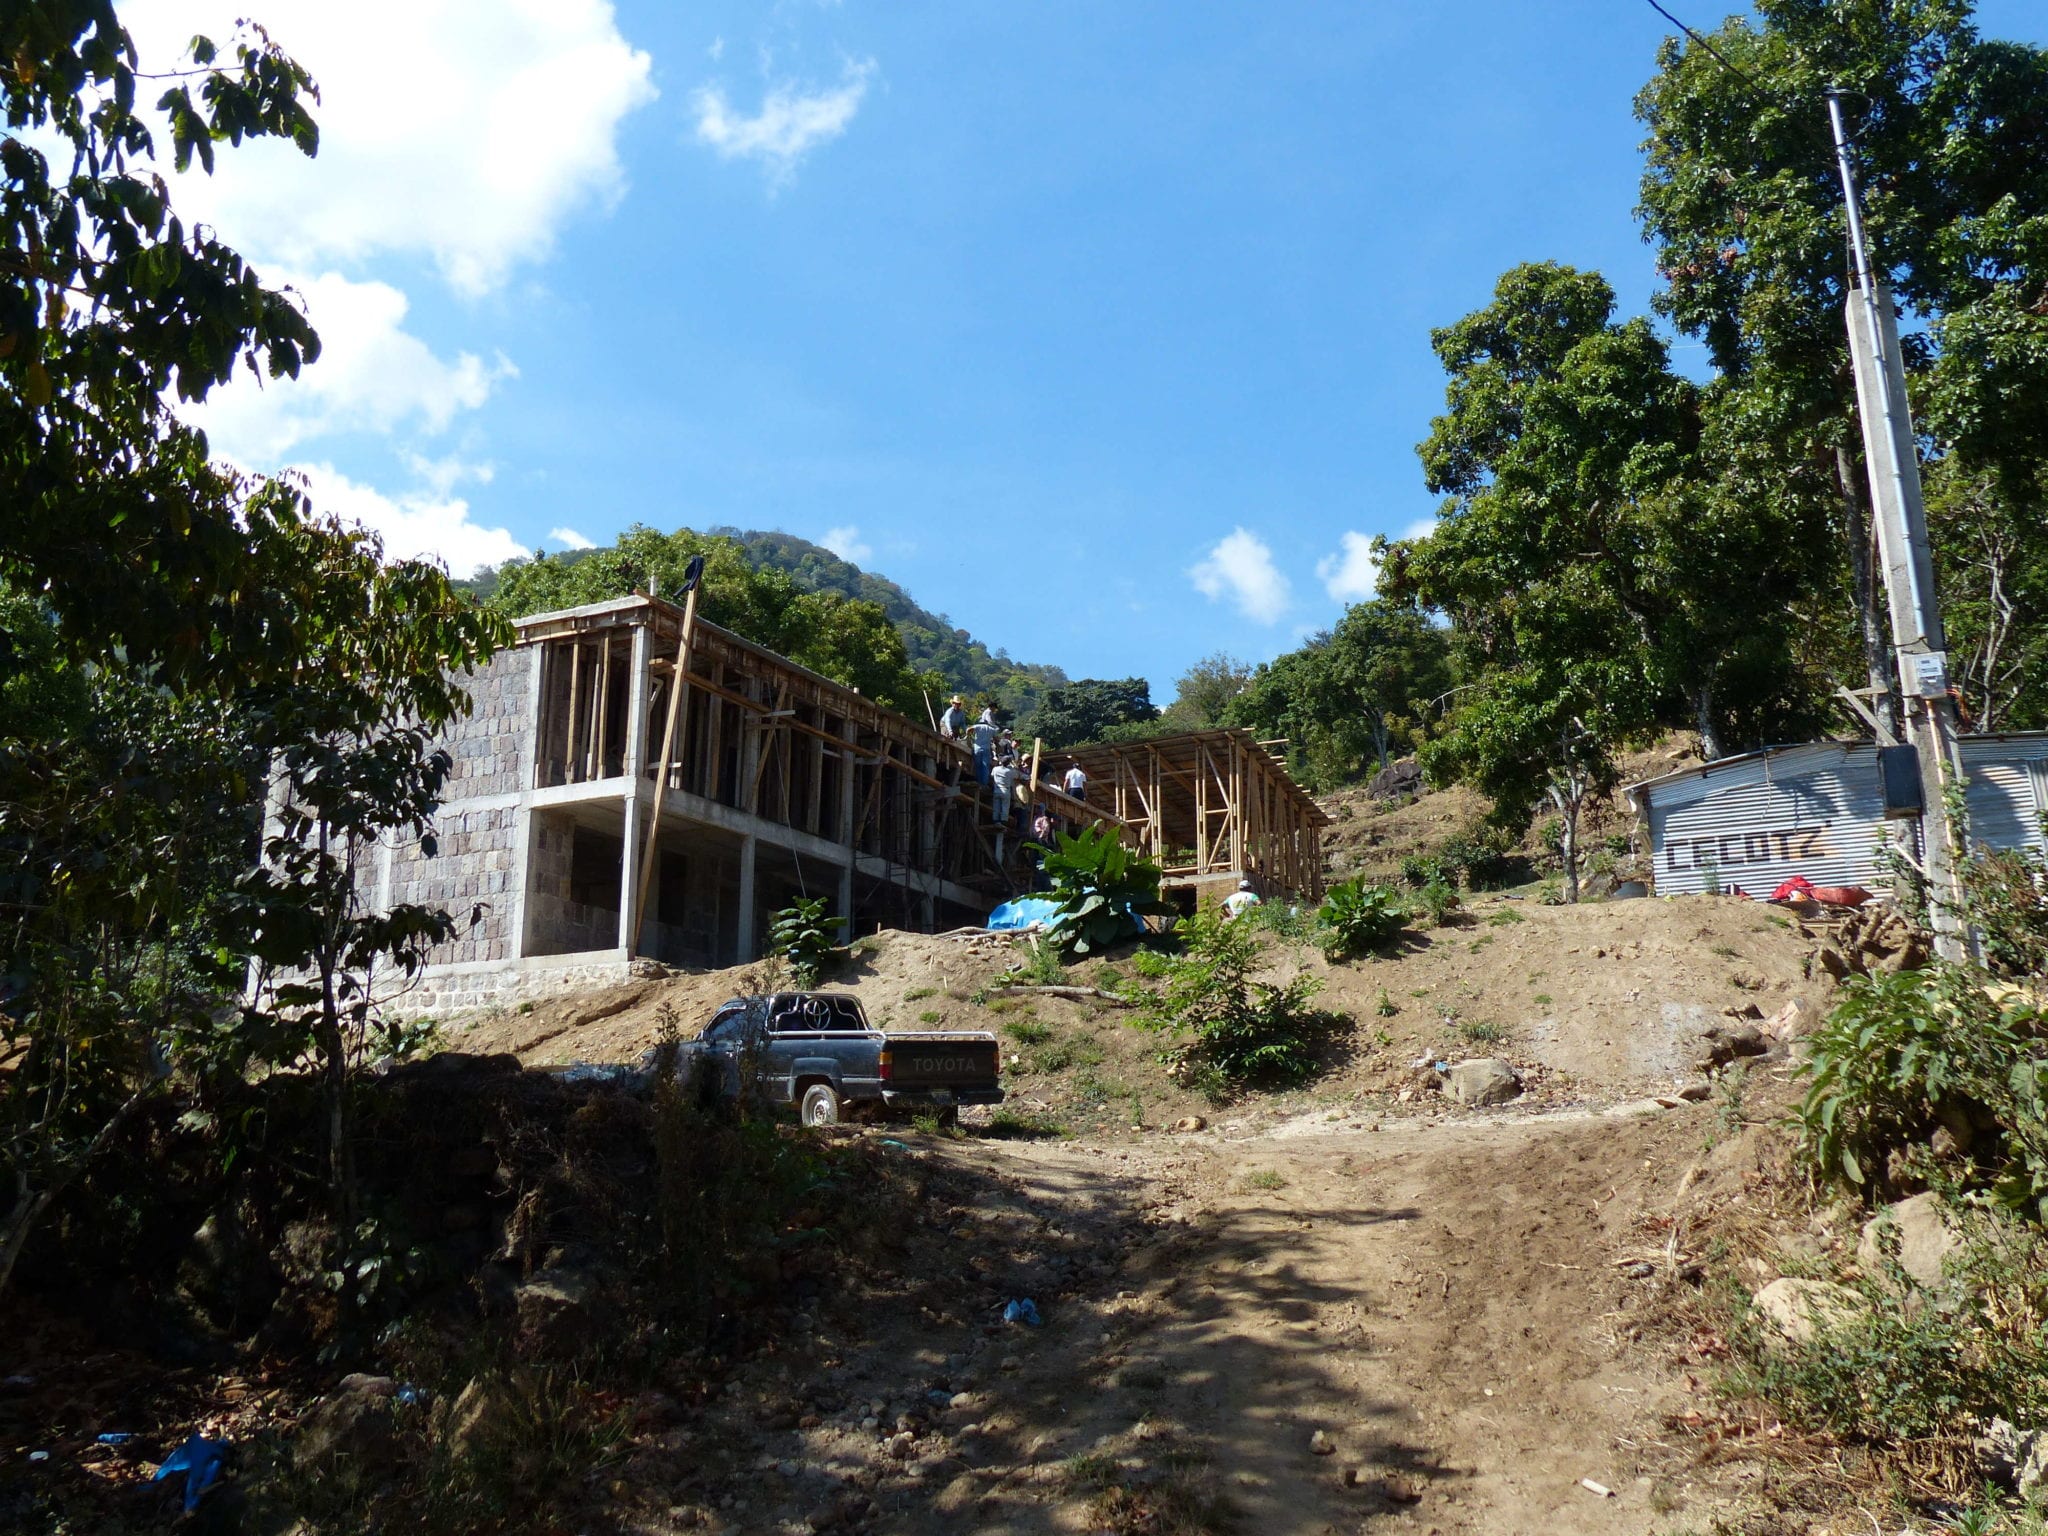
[1961,736,2048,861]
[1638,733,2048,897]
[1644,743,1898,897]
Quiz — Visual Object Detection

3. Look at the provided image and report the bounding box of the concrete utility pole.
[1826,89,1972,961]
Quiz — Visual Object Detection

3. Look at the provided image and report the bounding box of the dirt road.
[673,1093,1754,1536]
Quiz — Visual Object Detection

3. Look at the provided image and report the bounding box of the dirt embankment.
[453,894,1827,1135]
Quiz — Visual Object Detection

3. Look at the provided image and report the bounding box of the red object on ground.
[1810,885,1873,908]
[1769,876,1816,902]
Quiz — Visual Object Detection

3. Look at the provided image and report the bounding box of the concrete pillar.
[840,749,859,849]
[619,786,641,955]
[736,833,758,961]
[838,859,855,935]
[623,624,651,780]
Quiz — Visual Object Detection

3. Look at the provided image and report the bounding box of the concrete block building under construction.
[370,593,1328,1014]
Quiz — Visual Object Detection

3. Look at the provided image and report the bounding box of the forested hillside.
[468,526,1066,722]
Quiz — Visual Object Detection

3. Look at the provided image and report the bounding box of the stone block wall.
[525,811,619,956]
[441,648,532,803]
[388,804,519,966]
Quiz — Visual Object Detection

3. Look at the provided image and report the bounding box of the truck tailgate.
[881,1032,1000,1086]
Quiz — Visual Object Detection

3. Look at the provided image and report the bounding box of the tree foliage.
[480,526,944,719]
[1230,600,1451,790]
[1022,677,1159,749]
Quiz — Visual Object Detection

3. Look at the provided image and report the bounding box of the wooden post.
[590,633,609,779]
[1028,737,1043,795]
[632,583,701,954]
[563,642,582,783]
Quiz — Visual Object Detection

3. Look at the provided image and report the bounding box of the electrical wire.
[1638,0,1780,106]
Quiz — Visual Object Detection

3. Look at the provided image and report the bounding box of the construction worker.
[969,709,998,786]
[990,755,1021,827]
[1222,879,1262,921]
[1061,759,1087,798]
[940,695,968,740]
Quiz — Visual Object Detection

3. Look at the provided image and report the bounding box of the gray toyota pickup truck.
[677,992,1004,1126]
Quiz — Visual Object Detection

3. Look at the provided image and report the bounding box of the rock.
[1751,1277,1867,1345]
[176,1206,279,1331]
[1696,1023,1769,1072]
[297,1380,402,1479]
[446,1376,520,1465]
[1857,1192,1961,1292]
[514,1266,597,1357]
[1765,998,1818,1042]
[1172,1116,1207,1133]
[1366,758,1424,800]
[1309,1429,1336,1456]
[1444,1059,1520,1107]
[1671,1081,1712,1103]
[1979,1419,2048,1505]
[336,1373,397,1398]
[886,1432,916,1460]
[1380,1474,1423,1504]
[805,1504,843,1532]
[1603,1099,1668,1118]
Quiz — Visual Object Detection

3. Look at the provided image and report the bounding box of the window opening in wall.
[538,637,630,787]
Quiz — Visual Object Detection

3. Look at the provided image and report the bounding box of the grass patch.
[1240,1169,1287,1191]
[981,1108,1071,1140]
[1457,1019,1506,1044]
[1532,993,1552,1007]
[1487,907,1524,926]
[1709,943,1740,958]
[918,1009,942,1024]
[903,985,937,1001]
[1003,1019,1054,1046]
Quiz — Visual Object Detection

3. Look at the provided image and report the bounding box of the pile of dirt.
[452,894,1829,1135]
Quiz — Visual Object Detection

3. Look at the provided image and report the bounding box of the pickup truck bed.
[677,992,1004,1125]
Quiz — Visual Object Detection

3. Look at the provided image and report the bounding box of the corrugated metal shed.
[1629,734,2048,897]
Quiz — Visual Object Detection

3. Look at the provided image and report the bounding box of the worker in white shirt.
[968,710,998,786]
[1061,759,1087,797]
[1222,879,1262,920]
[990,756,1021,828]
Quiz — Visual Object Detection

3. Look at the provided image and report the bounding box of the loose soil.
[420,895,1842,1533]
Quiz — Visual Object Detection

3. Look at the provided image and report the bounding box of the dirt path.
[677,1095,1744,1536]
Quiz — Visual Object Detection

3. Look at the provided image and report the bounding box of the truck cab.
[692,992,1004,1126]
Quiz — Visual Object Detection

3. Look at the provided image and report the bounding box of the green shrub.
[1039,824,1176,955]
[766,898,845,988]
[1415,878,1459,926]
[1316,877,1408,960]
[1440,824,1520,890]
[1963,844,2048,979]
[1721,1210,2048,1460]
[1002,1019,1053,1045]
[1135,907,1329,1101]
[1400,852,1447,888]
[1797,965,2048,1214]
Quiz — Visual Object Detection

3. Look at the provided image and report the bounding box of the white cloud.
[819,524,873,565]
[122,1,657,296]
[1188,528,1291,625]
[1316,531,1382,604]
[187,272,510,466]
[549,527,598,550]
[693,58,876,178]
[298,462,528,577]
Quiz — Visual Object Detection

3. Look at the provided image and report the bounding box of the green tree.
[1162,652,1254,729]
[1230,600,1451,789]
[1399,262,1820,763]
[1022,677,1159,748]
[1636,0,2048,731]
[1,5,324,686]
[484,526,943,718]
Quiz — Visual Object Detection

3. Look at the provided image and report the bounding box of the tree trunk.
[1694,682,1725,761]
[0,1079,157,1302]
[1549,780,1582,904]
[1837,446,1901,737]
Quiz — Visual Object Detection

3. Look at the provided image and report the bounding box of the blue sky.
[134,0,2048,701]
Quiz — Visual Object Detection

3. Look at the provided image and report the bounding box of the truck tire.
[799,1082,841,1127]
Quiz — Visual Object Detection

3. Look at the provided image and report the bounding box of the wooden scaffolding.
[1060,729,1328,904]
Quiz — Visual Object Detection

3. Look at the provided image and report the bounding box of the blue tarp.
[985,897,1063,931]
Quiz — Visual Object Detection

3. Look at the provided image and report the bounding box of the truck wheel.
[799,1083,841,1127]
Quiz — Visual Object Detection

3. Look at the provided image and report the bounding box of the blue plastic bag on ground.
[1003,1298,1042,1327]
[153,1434,226,1511]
